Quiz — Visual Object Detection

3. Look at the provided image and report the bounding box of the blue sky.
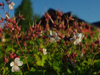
[0,0,100,23]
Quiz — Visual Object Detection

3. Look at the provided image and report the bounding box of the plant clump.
[0,0,100,75]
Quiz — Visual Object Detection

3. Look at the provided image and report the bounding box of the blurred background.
[0,0,100,29]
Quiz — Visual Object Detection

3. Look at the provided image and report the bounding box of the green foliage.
[1,2,100,74]
[94,60,100,69]
[33,14,40,24]
[7,70,22,75]
[15,0,40,31]
[15,0,33,31]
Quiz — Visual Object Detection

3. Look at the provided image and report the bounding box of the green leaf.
[88,58,92,63]
[52,60,61,72]
[3,67,9,75]
[94,60,100,69]
[67,68,72,74]
[35,54,47,66]
[6,69,23,75]
[40,44,44,48]
[0,51,3,57]
[30,67,36,72]
[25,71,35,75]
[45,71,57,75]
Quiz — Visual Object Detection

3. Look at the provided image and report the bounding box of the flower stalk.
[16,35,30,71]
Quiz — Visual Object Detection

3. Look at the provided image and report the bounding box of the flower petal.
[55,37,61,41]
[52,32,57,37]
[11,2,15,6]
[74,39,81,45]
[74,33,79,38]
[79,33,84,40]
[9,5,13,10]
[16,61,23,66]
[48,35,52,38]
[11,65,20,72]
[1,38,5,42]
[14,58,23,66]
[49,30,52,36]
[14,58,20,63]
[10,61,14,67]
[51,38,56,42]
[80,53,84,57]
[9,2,15,10]
[43,52,47,55]
[43,48,47,55]
[70,37,75,41]
[43,49,46,52]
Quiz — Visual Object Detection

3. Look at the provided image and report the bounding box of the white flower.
[43,48,47,55]
[1,34,5,42]
[48,30,61,42]
[1,37,5,42]
[10,58,23,72]
[9,2,15,10]
[1,36,5,42]
[39,30,45,36]
[80,53,84,57]
[70,33,84,45]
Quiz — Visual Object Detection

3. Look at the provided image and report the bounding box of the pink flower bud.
[92,42,96,47]
[0,3,4,6]
[62,25,66,29]
[13,53,16,57]
[24,43,27,47]
[29,27,33,32]
[32,34,35,38]
[11,27,14,31]
[57,11,63,16]
[13,20,16,25]
[18,15,24,20]
[36,25,39,29]
[3,57,9,64]
[10,53,14,59]
[74,59,77,63]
